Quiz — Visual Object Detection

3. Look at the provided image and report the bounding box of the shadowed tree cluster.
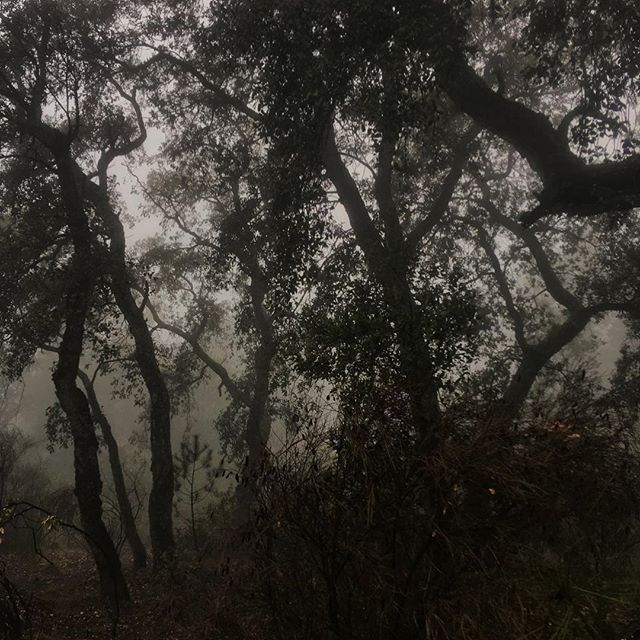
[0,1,640,638]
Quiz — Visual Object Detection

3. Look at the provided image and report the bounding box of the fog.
[1,2,639,639]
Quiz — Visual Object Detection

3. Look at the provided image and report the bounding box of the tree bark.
[322,124,442,447]
[52,151,129,607]
[85,166,175,567]
[77,369,148,569]
[107,264,175,566]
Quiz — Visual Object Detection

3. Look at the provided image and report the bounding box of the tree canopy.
[1,1,640,638]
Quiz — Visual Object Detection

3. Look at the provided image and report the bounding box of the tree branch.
[374,127,404,253]
[407,125,479,253]
[476,186,583,314]
[322,123,386,268]
[142,295,250,407]
[132,47,262,122]
[439,56,640,216]
[472,222,529,352]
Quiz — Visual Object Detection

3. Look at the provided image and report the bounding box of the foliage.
[284,238,479,405]
[173,432,217,555]
[252,391,640,640]
[0,0,639,636]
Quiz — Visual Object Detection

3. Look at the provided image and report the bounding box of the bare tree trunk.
[236,270,275,522]
[52,153,129,607]
[85,169,175,567]
[77,370,148,569]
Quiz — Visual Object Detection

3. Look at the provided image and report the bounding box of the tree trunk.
[53,364,130,607]
[236,345,274,523]
[22,107,174,566]
[236,270,275,522]
[382,270,443,448]
[498,313,592,422]
[322,125,442,449]
[86,172,175,566]
[78,370,148,569]
[499,353,548,423]
[52,152,129,607]
[108,269,175,565]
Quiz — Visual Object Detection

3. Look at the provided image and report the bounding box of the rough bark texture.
[78,369,148,569]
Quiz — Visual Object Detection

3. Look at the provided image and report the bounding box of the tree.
[0,0,175,565]
[43,344,149,570]
[173,432,215,555]
[134,106,328,515]
[158,0,640,434]
[1,2,639,636]
[460,175,640,420]
[0,147,128,602]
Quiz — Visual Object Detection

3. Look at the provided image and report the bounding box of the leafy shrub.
[249,393,640,640]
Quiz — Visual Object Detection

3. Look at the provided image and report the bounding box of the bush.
[249,395,640,640]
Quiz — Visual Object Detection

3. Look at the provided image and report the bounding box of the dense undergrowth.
[3,397,640,640]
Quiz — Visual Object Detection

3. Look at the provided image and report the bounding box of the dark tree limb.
[407,125,480,254]
[472,222,529,353]
[439,56,640,216]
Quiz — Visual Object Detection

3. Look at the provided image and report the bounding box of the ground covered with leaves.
[4,548,259,640]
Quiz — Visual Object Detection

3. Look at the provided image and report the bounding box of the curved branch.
[142,295,250,407]
[407,125,479,253]
[97,78,147,173]
[439,56,640,215]
[131,47,262,122]
[476,187,583,314]
[558,104,626,140]
[472,222,529,352]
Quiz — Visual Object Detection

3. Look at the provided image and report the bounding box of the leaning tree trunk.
[78,370,148,569]
[52,152,129,607]
[108,275,175,566]
[498,312,592,423]
[86,169,175,566]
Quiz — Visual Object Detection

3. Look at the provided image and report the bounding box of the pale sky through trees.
[1,2,639,638]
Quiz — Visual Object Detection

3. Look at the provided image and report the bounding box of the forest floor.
[5,548,257,640]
